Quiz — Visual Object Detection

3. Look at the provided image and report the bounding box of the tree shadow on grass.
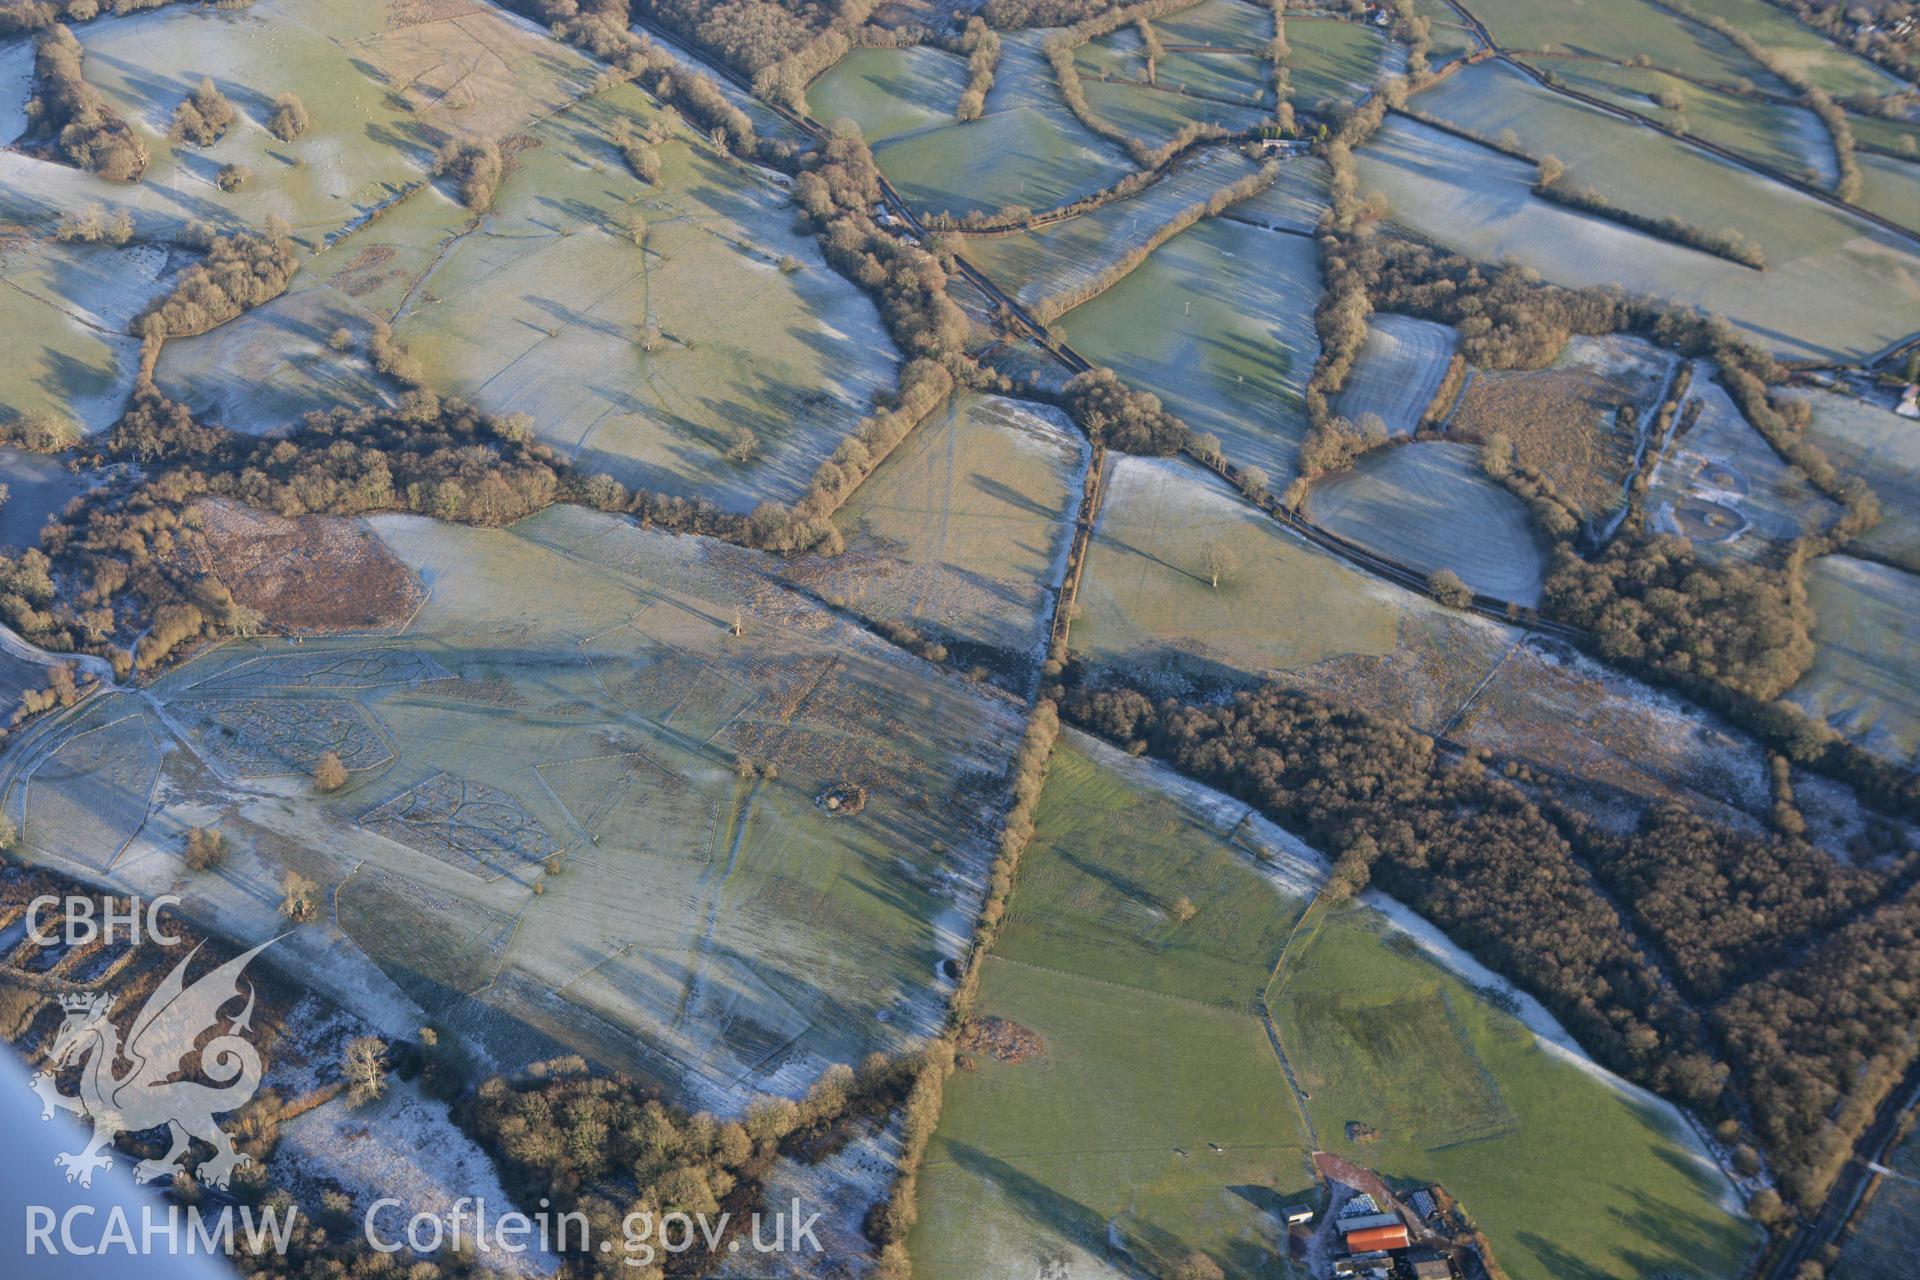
[943,1140,1123,1262]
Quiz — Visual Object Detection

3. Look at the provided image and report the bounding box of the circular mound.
[1694,460,1749,495]
[1674,498,1747,543]
[818,783,868,816]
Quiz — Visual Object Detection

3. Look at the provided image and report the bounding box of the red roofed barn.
[1345,1223,1410,1253]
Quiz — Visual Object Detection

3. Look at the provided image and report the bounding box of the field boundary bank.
[1258,890,1329,1162]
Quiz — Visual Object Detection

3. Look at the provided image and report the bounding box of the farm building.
[1338,1193,1382,1219]
[1403,1249,1455,1279]
[1331,1258,1390,1278]
[1346,1223,1411,1252]
[1282,1204,1315,1225]
[1339,1212,1403,1232]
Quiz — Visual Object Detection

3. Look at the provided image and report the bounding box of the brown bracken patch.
[170,499,423,635]
[958,1015,1044,1064]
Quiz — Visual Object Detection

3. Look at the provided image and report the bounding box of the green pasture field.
[1680,0,1903,97]
[91,505,1029,1107]
[794,392,1085,665]
[915,958,1308,1280]
[805,46,969,143]
[1790,388,1920,574]
[1081,80,1269,150]
[1856,152,1920,233]
[1076,25,1146,82]
[57,0,592,244]
[1645,365,1837,566]
[909,741,1313,1280]
[1332,312,1457,435]
[992,744,1298,1010]
[0,239,169,434]
[1531,57,1836,184]
[396,100,898,510]
[1788,554,1920,769]
[1226,155,1328,231]
[1415,58,1814,226]
[863,28,1144,218]
[1073,457,1516,728]
[1275,903,1759,1280]
[1152,0,1274,51]
[1057,215,1319,483]
[1150,50,1273,109]
[1455,0,1784,89]
[960,147,1263,310]
[1284,18,1390,110]
[165,81,901,503]
[1306,442,1547,605]
[874,107,1135,219]
[1356,104,1920,363]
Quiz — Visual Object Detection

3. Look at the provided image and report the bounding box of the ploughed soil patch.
[958,1015,1044,1064]
[172,499,423,634]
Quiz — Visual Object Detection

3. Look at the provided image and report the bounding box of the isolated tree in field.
[215,162,251,191]
[1170,895,1197,923]
[344,1035,389,1106]
[1427,568,1473,609]
[724,425,760,463]
[619,135,661,184]
[267,92,309,141]
[170,77,235,145]
[312,750,348,792]
[1202,541,1236,589]
[183,826,227,871]
[280,870,321,922]
[625,213,647,247]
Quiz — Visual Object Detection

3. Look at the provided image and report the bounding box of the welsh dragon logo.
[29,939,273,1190]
